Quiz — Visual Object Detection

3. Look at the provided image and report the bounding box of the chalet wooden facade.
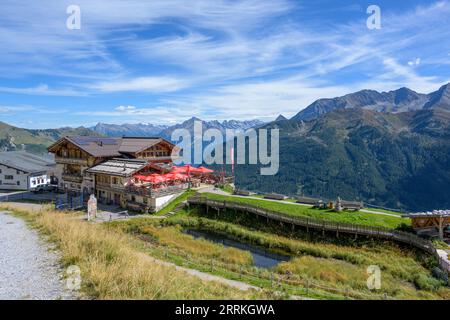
[48,136,122,195]
[86,158,187,213]
[48,136,178,205]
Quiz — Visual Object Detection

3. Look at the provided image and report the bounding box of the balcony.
[96,182,125,191]
[62,173,83,183]
[55,156,88,166]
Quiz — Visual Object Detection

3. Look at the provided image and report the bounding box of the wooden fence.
[0,191,32,202]
[187,195,449,275]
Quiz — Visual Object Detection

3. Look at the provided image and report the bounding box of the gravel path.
[0,211,74,300]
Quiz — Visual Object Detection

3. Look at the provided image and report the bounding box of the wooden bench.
[263,193,286,201]
[233,189,251,196]
[296,196,322,205]
[341,201,363,211]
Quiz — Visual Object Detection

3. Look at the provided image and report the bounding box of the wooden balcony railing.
[62,173,83,183]
[55,156,88,166]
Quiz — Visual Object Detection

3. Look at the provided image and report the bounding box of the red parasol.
[133,174,148,181]
[196,166,214,174]
[145,174,167,184]
[164,172,189,181]
[171,166,188,174]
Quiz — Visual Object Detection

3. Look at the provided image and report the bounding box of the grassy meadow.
[1,197,447,300]
[108,210,450,300]
[200,192,408,229]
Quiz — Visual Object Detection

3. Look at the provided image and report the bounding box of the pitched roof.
[48,136,122,157]
[48,136,176,158]
[0,151,55,173]
[86,158,148,177]
[118,137,162,154]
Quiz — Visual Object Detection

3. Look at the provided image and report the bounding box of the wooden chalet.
[404,210,450,240]
[86,158,187,212]
[47,136,177,196]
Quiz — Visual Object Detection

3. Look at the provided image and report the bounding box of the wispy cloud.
[89,76,190,93]
[1,0,450,125]
[0,84,86,96]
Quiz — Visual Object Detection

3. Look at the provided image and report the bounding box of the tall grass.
[0,204,262,300]
[138,224,253,265]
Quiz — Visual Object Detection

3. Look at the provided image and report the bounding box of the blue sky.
[0,0,450,128]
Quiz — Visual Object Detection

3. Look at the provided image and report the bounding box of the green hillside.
[232,109,450,211]
[0,121,99,154]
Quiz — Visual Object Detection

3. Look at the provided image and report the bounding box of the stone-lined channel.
[184,229,291,268]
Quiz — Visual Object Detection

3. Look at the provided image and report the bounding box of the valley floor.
[1,193,448,300]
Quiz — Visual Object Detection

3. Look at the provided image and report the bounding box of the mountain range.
[292,83,450,121]
[0,118,264,154]
[0,122,98,154]
[91,118,265,139]
[1,83,450,210]
[232,82,450,211]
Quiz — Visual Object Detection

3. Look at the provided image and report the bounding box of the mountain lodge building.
[47,136,193,212]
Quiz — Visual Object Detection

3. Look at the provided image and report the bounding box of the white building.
[0,151,56,191]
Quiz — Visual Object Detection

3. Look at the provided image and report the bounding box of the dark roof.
[119,137,162,154]
[86,158,147,177]
[48,136,175,158]
[48,136,122,157]
[0,151,55,173]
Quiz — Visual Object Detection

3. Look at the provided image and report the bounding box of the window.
[0,180,2,185]
[16,181,20,186]
[16,170,20,174]
[0,169,2,173]
[4,175,13,180]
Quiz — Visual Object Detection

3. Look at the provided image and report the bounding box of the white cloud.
[408,58,421,66]
[74,104,201,123]
[115,106,137,112]
[1,0,450,122]
[89,76,189,93]
[0,84,86,96]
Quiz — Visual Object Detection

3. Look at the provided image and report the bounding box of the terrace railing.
[187,195,449,274]
[124,184,189,198]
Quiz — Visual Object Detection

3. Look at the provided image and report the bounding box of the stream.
[184,229,291,269]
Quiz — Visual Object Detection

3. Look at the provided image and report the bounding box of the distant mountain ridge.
[92,122,168,137]
[235,108,450,211]
[0,122,99,154]
[292,83,450,121]
[92,117,265,139]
